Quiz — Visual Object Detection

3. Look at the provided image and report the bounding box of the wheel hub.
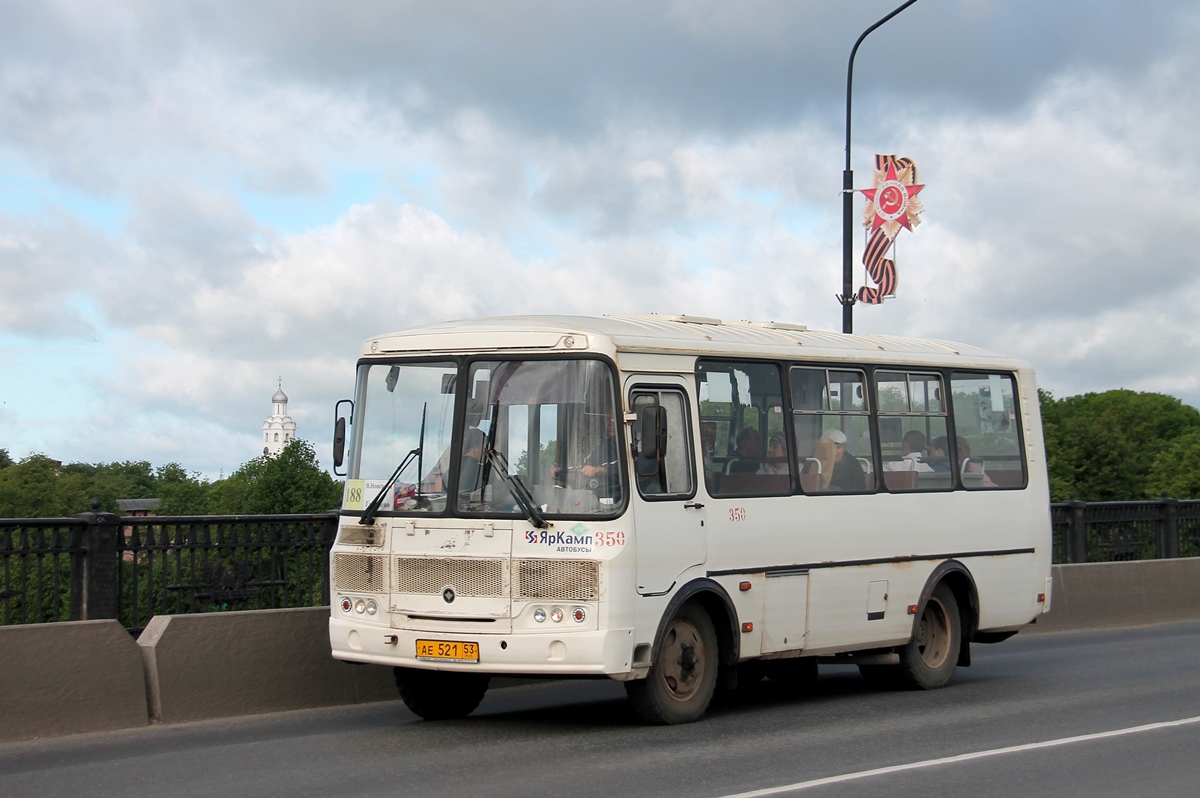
[661,621,706,701]
[916,597,951,669]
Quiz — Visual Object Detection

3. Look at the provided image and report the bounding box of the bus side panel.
[706,486,1049,655]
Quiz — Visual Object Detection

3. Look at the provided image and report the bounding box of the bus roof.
[363,315,1029,371]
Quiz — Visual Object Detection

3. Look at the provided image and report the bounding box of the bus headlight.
[533,608,546,623]
[572,607,586,623]
[340,597,352,613]
[354,600,366,614]
[550,607,564,623]
[366,600,378,616]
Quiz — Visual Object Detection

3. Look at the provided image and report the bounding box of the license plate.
[415,639,480,663]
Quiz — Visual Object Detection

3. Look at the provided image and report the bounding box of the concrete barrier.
[138,607,395,724]
[5,559,1200,743]
[1031,558,1200,633]
[0,619,149,742]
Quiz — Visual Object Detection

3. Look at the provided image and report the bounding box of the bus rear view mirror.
[332,399,353,476]
[638,406,668,463]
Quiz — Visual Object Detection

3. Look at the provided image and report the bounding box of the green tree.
[61,460,158,511]
[1146,430,1200,499]
[1040,389,1200,501]
[154,463,211,515]
[209,440,342,514]
[0,455,92,517]
[204,466,258,515]
[0,449,13,469]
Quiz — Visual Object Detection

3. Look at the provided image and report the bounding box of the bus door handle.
[683,502,705,510]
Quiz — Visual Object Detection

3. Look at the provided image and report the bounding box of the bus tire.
[895,582,961,690]
[394,667,491,720]
[625,603,719,724]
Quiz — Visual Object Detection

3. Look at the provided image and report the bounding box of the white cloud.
[4,0,1200,476]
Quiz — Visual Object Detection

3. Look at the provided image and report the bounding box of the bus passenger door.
[627,381,706,595]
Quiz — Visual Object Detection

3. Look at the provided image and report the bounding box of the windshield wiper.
[359,403,426,525]
[483,448,548,529]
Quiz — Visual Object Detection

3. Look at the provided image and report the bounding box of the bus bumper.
[329,615,636,677]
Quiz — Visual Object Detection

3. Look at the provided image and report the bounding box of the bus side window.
[877,371,950,492]
[631,389,695,499]
[791,367,874,493]
[950,372,1026,489]
[697,361,789,497]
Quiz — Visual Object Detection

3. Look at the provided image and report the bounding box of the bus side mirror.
[638,406,667,463]
[333,399,353,476]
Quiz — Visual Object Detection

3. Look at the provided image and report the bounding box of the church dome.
[273,386,288,403]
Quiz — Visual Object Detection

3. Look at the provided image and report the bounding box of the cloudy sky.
[2,0,1198,477]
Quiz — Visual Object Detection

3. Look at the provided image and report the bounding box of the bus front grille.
[513,559,599,601]
[394,557,506,597]
[332,554,388,593]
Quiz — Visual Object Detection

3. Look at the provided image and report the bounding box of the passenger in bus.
[758,432,789,475]
[957,437,996,487]
[810,437,836,488]
[820,428,866,491]
[883,430,933,472]
[927,436,953,473]
[727,427,764,473]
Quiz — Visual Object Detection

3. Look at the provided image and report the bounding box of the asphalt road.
[3,621,1200,798]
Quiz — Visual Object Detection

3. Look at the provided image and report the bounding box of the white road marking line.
[717,715,1200,797]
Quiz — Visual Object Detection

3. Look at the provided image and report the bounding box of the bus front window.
[457,359,622,517]
[351,361,457,513]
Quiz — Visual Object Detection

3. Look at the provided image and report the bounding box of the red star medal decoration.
[861,161,924,240]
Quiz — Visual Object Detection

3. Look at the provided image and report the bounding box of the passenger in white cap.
[821,428,847,445]
[818,428,866,491]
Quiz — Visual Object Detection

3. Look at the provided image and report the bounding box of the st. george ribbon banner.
[856,154,924,305]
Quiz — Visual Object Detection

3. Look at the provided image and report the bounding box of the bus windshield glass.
[352,361,457,513]
[350,357,622,518]
[456,359,622,518]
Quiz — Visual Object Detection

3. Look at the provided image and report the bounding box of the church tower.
[261,378,297,456]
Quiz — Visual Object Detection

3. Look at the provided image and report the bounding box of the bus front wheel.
[626,603,719,724]
[394,667,490,720]
[895,582,961,690]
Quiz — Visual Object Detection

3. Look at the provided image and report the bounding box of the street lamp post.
[840,0,920,334]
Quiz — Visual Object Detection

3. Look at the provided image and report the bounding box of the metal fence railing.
[5,497,1200,631]
[1,501,338,633]
[1051,494,1200,564]
[0,518,85,626]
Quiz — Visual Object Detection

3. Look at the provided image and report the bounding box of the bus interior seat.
[884,471,917,491]
[798,472,822,492]
[717,473,790,496]
[916,472,953,490]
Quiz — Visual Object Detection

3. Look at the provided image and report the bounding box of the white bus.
[328,315,1052,724]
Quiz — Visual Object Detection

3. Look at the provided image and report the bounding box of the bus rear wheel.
[626,603,719,724]
[895,583,961,690]
[394,667,491,720]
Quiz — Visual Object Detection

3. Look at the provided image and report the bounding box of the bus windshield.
[351,361,458,513]
[350,357,622,518]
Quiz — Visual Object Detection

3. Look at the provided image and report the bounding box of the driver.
[554,415,622,502]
